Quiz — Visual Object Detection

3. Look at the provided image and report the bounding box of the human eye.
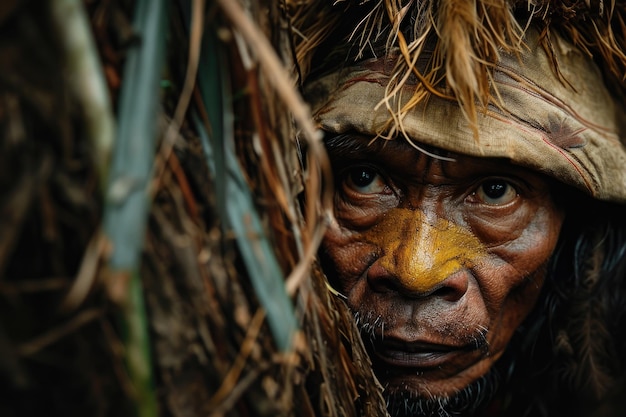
[342,165,389,195]
[334,163,399,225]
[471,178,518,206]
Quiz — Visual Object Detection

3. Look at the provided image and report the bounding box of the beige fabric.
[306,30,626,203]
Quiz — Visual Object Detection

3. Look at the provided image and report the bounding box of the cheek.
[477,206,563,347]
[321,225,377,292]
[485,264,548,355]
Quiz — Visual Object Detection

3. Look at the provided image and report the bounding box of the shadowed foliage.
[0,1,387,416]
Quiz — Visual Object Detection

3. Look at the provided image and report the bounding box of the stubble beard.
[382,369,500,417]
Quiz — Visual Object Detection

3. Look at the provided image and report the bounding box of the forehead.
[324,134,541,181]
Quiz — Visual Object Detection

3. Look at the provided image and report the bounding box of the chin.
[382,368,502,417]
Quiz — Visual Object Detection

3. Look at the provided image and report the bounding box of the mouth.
[370,339,479,370]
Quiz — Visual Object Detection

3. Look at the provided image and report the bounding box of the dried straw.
[289,0,626,138]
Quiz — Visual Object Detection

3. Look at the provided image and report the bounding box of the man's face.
[321,135,565,412]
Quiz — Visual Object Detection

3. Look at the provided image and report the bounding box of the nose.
[368,263,470,301]
[363,208,485,299]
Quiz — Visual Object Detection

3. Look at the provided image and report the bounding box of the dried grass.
[0,0,387,416]
[289,0,626,138]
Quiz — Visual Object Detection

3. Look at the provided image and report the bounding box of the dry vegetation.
[0,1,387,416]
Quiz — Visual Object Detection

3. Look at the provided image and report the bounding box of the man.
[292,1,626,416]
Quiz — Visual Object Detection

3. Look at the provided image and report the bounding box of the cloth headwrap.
[306,29,626,202]
[297,3,626,203]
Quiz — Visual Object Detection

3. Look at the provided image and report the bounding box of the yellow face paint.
[363,208,487,293]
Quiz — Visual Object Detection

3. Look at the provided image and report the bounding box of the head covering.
[291,1,626,202]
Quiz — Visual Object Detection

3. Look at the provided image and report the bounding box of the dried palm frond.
[176,0,387,414]
[288,0,626,137]
[0,0,388,416]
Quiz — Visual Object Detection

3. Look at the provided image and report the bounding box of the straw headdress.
[288,0,626,202]
[290,0,626,120]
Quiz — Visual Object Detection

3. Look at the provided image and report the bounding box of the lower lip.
[372,346,463,369]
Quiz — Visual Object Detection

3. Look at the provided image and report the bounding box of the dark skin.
[322,135,565,406]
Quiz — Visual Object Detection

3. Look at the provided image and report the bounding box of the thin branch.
[151,0,205,194]
[16,309,104,357]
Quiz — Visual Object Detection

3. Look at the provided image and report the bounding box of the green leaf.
[194,24,298,352]
[103,0,169,415]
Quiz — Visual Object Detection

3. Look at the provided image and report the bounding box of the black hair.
[496,189,626,416]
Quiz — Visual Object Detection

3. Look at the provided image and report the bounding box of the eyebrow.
[323,133,378,157]
[324,133,452,163]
